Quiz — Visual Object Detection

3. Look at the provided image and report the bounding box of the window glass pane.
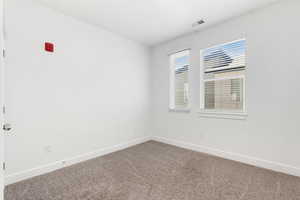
[175,67,188,107]
[203,40,246,71]
[175,55,188,69]
[170,50,189,109]
[202,39,246,111]
[205,78,244,110]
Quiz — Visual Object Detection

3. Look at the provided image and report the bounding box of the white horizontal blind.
[169,50,190,110]
[201,39,246,111]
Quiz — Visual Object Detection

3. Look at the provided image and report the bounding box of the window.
[200,39,246,113]
[169,50,190,111]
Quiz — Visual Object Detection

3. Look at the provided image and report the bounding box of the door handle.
[3,123,12,131]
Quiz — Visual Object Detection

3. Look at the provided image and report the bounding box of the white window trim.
[199,39,247,119]
[169,108,190,113]
[198,110,248,120]
[169,49,191,112]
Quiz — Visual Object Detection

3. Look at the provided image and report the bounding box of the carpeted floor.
[4,141,300,200]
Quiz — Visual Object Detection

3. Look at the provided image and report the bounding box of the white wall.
[0,0,4,197]
[151,0,300,175]
[4,0,150,178]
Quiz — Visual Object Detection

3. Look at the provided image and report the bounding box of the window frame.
[169,49,191,112]
[199,39,247,119]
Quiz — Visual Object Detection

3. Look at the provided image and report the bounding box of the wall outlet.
[44,146,52,153]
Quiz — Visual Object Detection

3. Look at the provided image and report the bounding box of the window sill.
[197,110,248,120]
[169,108,190,113]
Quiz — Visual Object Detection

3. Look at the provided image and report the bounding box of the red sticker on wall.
[45,42,54,52]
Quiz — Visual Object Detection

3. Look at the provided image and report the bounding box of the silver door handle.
[3,123,12,131]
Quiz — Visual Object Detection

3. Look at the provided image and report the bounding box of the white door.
[0,0,4,199]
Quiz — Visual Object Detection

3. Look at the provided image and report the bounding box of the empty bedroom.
[0,0,299,199]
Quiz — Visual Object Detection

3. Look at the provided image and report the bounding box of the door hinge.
[2,49,5,58]
[3,162,5,170]
[2,105,5,114]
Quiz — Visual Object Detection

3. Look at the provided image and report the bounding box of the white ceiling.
[36,0,280,46]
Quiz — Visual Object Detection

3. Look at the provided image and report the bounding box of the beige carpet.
[5,141,300,200]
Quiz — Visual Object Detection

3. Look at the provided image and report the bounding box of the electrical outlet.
[44,146,52,153]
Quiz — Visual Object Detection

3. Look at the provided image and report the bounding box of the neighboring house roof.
[175,65,188,74]
[204,49,233,69]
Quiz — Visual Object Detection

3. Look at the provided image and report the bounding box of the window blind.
[170,50,190,110]
[201,39,246,111]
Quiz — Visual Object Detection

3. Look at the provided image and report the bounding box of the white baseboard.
[6,136,300,185]
[5,136,152,185]
[152,136,300,177]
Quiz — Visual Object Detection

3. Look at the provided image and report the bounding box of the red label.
[45,42,54,52]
